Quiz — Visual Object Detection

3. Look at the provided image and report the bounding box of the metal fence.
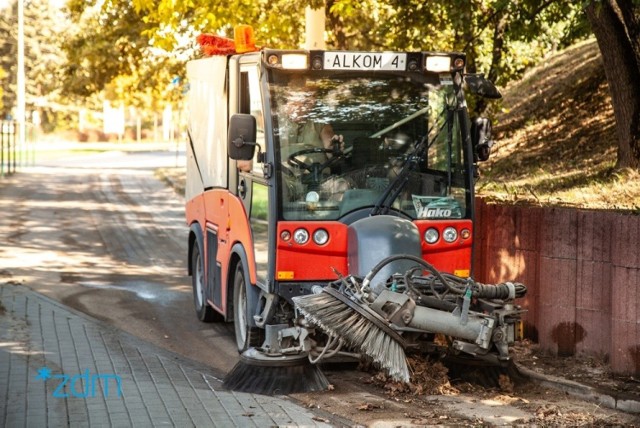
[1,120,35,178]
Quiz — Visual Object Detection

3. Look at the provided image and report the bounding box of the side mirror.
[464,74,502,99]
[228,114,257,160]
[471,117,494,162]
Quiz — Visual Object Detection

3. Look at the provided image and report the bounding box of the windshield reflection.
[268,72,468,221]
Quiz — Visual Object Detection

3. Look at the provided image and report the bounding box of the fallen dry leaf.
[498,373,514,392]
[357,403,381,411]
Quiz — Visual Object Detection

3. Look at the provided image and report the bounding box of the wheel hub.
[239,347,310,367]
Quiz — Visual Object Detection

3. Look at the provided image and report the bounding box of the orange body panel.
[186,189,257,314]
[275,219,472,281]
[275,222,349,281]
[415,219,473,276]
[185,195,205,230]
[226,194,258,284]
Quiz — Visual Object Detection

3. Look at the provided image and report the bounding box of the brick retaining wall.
[473,198,639,375]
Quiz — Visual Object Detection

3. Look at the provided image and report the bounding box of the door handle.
[238,178,247,198]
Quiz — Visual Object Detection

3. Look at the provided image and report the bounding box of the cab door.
[235,61,271,289]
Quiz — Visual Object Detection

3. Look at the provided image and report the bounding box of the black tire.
[233,263,264,352]
[191,241,218,322]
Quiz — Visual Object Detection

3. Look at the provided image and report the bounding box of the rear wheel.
[191,241,218,322]
[233,262,264,352]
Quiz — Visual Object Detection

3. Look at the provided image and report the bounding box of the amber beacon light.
[234,25,258,53]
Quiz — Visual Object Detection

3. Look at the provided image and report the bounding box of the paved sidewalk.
[0,283,349,427]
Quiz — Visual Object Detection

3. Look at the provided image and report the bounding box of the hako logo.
[418,206,452,218]
[35,367,122,398]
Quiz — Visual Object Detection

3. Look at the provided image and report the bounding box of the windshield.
[268,71,469,221]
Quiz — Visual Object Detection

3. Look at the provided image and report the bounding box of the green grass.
[33,148,109,162]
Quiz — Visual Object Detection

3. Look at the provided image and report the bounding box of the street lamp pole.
[304,5,326,50]
[17,0,26,159]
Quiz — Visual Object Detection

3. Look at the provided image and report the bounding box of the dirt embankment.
[478,39,640,212]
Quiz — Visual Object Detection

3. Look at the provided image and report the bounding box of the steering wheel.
[287,145,345,185]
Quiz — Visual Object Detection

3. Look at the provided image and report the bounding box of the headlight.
[293,228,309,245]
[424,228,439,244]
[281,53,308,69]
[443,227,458,243]
[425,55,451,72]
[312,229,329,245]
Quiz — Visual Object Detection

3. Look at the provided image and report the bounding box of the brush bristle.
[223,358,329,395]
[293,292,410,383]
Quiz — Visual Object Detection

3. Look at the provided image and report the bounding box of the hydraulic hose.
[362,254,462,295]
[363,254,527,300]
[474,282,527,299]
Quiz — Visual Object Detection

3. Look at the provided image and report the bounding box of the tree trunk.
[614,0,640,65]
[487,12,507,85]
[476,11,507,113]
[586,1,640,169]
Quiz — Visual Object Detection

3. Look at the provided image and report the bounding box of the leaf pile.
[367,356,459,397]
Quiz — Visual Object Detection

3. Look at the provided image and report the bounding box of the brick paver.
[0,283,341,427]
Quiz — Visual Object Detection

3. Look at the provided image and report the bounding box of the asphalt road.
[0,149,239,376]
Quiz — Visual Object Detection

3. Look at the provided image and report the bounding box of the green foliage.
[61,0,190,130]
[61,0,153,98]
[0,0,68,127]
[59,0,596,118]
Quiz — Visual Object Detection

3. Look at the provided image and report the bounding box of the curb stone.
[516,363,640,414]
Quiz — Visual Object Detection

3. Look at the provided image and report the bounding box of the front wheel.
[233,262,264,352]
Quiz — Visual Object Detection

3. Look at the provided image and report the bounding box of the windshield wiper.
[369,137,427,216]
[370,110,449,216]
[369,106,431,139]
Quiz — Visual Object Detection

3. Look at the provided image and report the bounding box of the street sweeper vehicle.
[185,30,526,394]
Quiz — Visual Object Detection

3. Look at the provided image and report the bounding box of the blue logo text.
[36,367,122,398]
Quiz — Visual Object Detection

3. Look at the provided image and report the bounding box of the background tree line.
[1,0,67,131]
[1,0,638,167]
